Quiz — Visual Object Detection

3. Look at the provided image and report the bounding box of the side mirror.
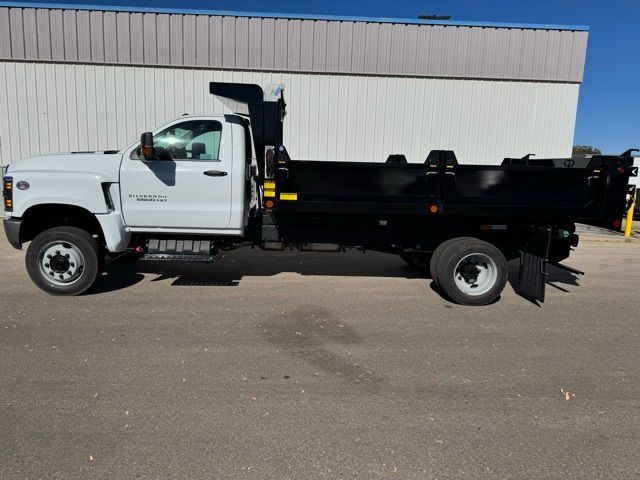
[139,132,154,161]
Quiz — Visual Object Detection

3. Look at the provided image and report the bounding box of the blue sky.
[27,0,640,154]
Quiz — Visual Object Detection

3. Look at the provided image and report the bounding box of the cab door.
[120,118,233,230]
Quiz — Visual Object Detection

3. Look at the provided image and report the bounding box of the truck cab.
[2,98,269,296]
[120,114,258,235]
[3,112,259,250]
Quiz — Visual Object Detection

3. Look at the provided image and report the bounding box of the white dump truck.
[3,82,637,305]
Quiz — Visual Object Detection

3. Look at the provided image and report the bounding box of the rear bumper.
[3,217,22,249]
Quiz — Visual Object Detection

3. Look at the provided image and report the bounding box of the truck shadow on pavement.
[92,250,431,294]
[506,260,581,306]
[507,261,581,289]
[91,250,583,304]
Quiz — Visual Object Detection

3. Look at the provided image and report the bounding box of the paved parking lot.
[1,236,640,479]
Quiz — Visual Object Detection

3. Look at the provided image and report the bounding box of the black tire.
[26,226,103,296]
[430,237,473,287]
[400,252,431,270]
[435,238,507,306]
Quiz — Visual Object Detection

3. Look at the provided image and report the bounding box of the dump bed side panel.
[444,166,593,208]
[439,155,636,229]
[275,160,438,215]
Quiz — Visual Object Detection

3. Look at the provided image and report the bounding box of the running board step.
[141,253,218,262]
[147,238,213,255]
[143,238,217,262]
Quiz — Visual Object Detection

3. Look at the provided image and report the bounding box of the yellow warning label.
[279,192,298,201]
[264,181,276,189]
[264,189,276,198]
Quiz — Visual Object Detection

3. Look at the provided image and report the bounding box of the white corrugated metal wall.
[0,62,579,166]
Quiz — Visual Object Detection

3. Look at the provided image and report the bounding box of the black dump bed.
[273,150,637,231]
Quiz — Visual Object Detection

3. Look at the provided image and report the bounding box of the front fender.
[11,172,112,217]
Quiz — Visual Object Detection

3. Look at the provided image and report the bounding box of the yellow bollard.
[624,199,635,238]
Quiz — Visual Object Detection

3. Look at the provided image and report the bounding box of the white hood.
[6,152,125,217]
[8,152,123,182]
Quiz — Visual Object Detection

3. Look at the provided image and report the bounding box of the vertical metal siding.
[286,19,301,70]
[183,15,197,66]
[142,14,156,64]
[130,13,143,63]
[0,7,587,82]
[299,19,313,71]
[115,12,128,62]
[103,12,117,62]
[156,15,170,64]
[0,62,578,169]
[195,14,208,66]
[0,9,11,58]
[22,8,37,59]
[273,19,287,70]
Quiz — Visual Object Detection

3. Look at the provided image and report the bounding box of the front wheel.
[26,227,103,296]
[435,238,507,306]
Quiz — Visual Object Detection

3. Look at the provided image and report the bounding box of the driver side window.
[152,120,222,161]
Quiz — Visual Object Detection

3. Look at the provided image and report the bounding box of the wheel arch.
[19,203,106,246]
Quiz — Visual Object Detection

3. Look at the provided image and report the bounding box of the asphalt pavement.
[1,236,640,479]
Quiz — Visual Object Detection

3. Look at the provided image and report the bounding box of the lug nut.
[47,254,52,259]
[44,263,49,268]
[70,263,75,267]
[55,250,60,255]
[59,274,64,279]
[49,271,54,276]
[65,254,70,258]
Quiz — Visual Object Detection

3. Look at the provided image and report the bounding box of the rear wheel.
[435,238,507,306]
[26,226,103,296]
[430,237,473,287]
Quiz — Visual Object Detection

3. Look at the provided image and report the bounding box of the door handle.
[203,170,228,177]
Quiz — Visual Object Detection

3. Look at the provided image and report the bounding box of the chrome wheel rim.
[38,242,85,286]
[454,253,498,296]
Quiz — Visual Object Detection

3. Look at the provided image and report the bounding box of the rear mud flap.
[516,227,551,303]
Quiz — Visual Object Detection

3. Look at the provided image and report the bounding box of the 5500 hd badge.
[129,194,168,203]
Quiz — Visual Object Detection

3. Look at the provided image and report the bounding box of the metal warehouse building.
[0,3,588,169]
